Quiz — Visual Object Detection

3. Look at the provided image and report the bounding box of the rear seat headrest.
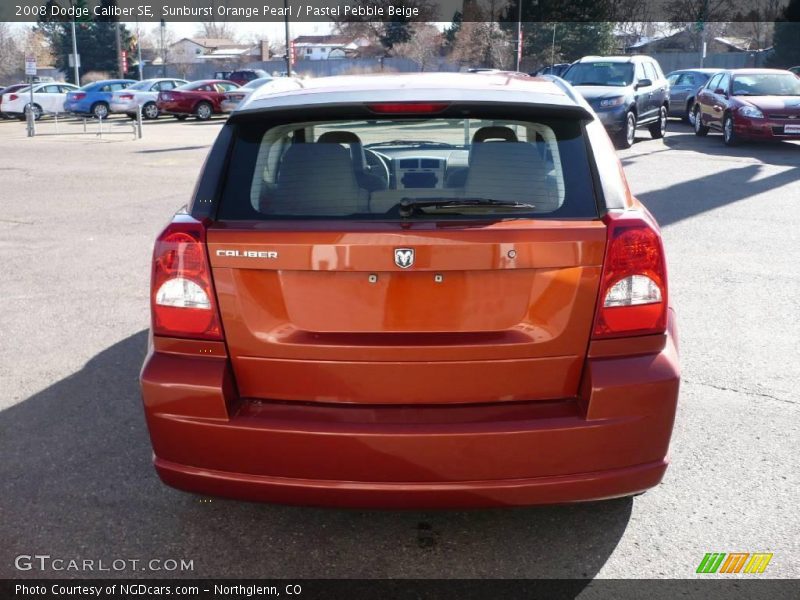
[318,131,362,145]
[472,126,518,143]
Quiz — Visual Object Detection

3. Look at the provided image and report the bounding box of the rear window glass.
[217,115,597,221]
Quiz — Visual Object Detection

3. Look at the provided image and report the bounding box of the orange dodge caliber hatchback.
[140,73,680,508]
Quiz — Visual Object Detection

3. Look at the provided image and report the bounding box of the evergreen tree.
[499,0,615,69]
[37,0,132,84]
[443,10,463,48]
[769,0,800,67]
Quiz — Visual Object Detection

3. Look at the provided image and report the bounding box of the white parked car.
[0,82,79,120]
[221,77,303,113]
[109,78,187,119]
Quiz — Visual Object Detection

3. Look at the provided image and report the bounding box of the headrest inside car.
[472,126,518,143]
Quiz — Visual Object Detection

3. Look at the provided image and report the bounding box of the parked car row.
[0,73,285,123]
[534,55,800,149]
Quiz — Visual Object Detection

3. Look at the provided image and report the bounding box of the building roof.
[171,37,238,49]
[292,35,353,47]
[713,37,755,51]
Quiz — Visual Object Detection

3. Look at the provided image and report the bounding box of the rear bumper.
[155,457,668,509]
[109,100,137,113]
[141,312,680,508]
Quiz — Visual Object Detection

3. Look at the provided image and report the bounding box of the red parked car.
[140,73,680,508]
[156,79,239,121]
[692,68,800,145]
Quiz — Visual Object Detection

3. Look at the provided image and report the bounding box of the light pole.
[515,0,522,72]
[160,19,166,78]
[70,18,79,84]
[283,0,292,75]
[135,16,143,80]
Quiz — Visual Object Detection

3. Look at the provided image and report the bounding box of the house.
[625,29,760,54]
[291,35,372,61]
[170,38,243,64]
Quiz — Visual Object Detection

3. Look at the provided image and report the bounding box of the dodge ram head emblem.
[394,248,415,268]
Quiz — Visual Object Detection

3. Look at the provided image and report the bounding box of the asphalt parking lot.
[0,115,797,580]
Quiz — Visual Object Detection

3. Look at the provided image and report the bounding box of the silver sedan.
[109,78,188,119]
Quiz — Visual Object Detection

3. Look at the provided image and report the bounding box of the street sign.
[121,50,128,74]
[68,53,80,68]
[25,56,37,76]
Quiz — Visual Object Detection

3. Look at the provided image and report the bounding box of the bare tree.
[393,23,442,70]
[450,0,513,69]
[22,28,56,66]
[195,1,239,41]
[197,21,238,42]
[332,0,439,52]
[0,23,24,82]
[724,0,783,49]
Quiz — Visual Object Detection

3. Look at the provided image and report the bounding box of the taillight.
[151,217,222,340]
[9,94,18,101]
[592,211,668,339]
[119,93,133,100]
[366,102,449,114]
[72,93,86,101]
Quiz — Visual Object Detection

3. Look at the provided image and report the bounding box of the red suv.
[140,73,680,508]
[693,68,800,145]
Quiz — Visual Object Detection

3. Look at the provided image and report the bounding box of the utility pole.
[160,19,166,78]
[551,23,557,68]
[135,16,143,80]
[115,21,123,78]
[699,0,709,67]
[515,0,522,72]
[283,0,292,75]
[70,19,80,85]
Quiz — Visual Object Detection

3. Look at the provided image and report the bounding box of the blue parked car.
[64,79,136,119]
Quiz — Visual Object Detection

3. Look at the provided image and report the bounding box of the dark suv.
[228,69,269,86]
[562,56,670,148]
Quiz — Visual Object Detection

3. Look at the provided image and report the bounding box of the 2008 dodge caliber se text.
[140,73,680,509]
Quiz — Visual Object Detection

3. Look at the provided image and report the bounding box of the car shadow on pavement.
[136,145,210,154]
[627,126,799,228]
[1,330,632,581]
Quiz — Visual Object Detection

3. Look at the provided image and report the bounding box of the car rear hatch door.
[207,220,605,404]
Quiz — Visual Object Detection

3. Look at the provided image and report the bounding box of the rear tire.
[614,111,637,149]
[649,106,667,139]
[684,99,695,124]
[26,103,43,121]
[91,102,109,120]
[195,101,212,121]
[693,106,709,136]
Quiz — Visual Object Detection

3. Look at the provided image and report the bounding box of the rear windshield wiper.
[398,197,536,217]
